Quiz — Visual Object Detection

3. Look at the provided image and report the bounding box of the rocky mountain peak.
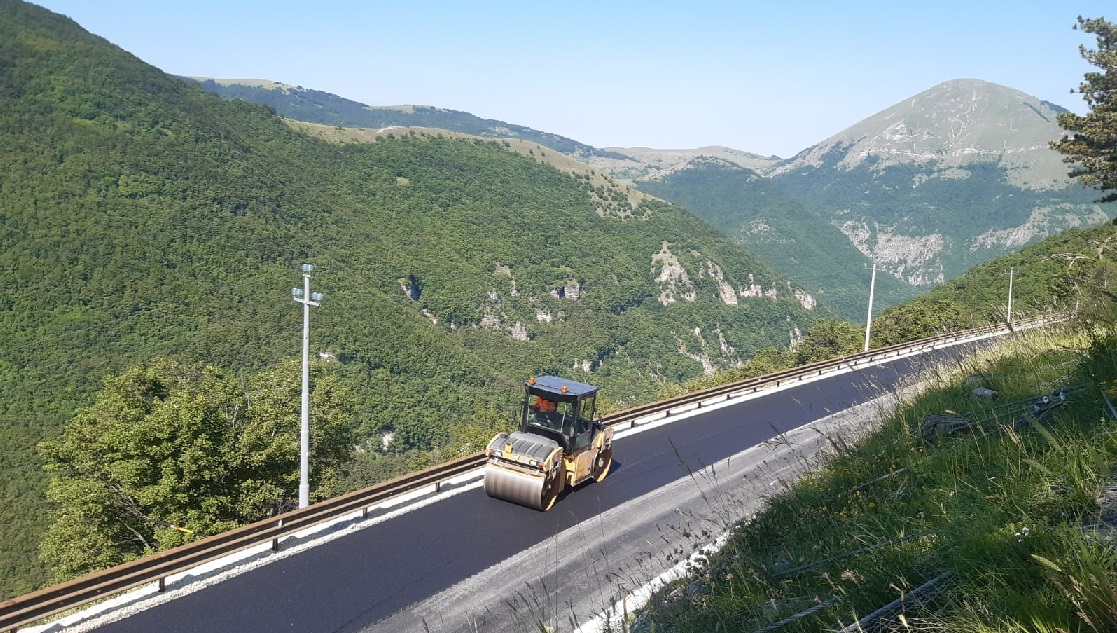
[773,79,1072,190]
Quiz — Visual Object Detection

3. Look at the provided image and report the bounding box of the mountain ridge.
[771,78,1073,189]
[592,79,1111,318]
[189,76,634,162]
[767,78,1110,288]
[197,75,1113,316]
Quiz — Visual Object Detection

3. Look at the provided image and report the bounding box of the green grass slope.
[633,324,1117,631]
[0,0,823,597]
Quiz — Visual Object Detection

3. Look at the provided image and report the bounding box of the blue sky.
[31,0,1113,158]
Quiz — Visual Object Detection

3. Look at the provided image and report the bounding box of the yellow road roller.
[484,376,613,511]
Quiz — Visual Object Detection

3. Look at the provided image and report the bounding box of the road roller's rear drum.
[592,446,612,482]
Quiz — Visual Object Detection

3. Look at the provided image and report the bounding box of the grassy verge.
[623,324,1117,632]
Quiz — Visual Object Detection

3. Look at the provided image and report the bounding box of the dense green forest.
[0,0,822,597]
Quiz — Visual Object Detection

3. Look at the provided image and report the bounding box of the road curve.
[74,343,978,633]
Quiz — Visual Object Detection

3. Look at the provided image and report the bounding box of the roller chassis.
[484,376,612,511]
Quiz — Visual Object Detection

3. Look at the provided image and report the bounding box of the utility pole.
[291,264,323,509]
[1007,267,1014,325]
[864,260,877,352]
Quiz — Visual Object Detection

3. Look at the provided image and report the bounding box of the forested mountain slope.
[636,157,919,318]
[0,0,820,597]
[209,73,1108,321]
[209,73,1115,322]
[627,81,1114,321]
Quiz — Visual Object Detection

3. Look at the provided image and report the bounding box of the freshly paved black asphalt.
[89,345,975,632]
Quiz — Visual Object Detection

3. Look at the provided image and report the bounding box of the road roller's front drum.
[484,461,565,511]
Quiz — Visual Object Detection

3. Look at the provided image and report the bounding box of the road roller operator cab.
[484,376,614,511]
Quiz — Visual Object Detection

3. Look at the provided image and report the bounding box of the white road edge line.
[573,327,1038,633]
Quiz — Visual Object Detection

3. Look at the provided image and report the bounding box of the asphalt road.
[76,343,977,633]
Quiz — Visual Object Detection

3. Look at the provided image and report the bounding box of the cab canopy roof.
[527,375,598,401]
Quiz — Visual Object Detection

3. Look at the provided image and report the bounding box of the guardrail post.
[272,537,280,552]
[435,481,442,493]
[158,577,165,593]
[363,507,369,519]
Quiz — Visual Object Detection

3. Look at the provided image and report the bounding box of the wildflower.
[841,570,857,582]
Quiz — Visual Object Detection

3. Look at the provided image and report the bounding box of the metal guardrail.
[0,456,484,631]
[605,317,1050,426]
[0,314,1058,631]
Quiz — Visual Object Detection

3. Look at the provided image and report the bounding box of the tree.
[744,346,795,376]
[794,319,862,365]
[38,358,356,582]
[870,298,973,347]
[1051,16,1117,203]
[435,399,518,462]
